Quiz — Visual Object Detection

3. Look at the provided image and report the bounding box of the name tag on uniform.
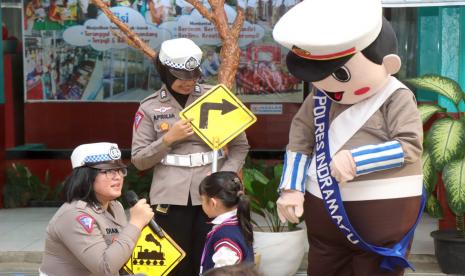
[154,114,175,120]
[106,228,119,234]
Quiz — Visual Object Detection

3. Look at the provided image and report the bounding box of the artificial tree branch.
[204,0,229,40]
[110,29,137,49]
[231,7,245,40]
[187,0,215,22]
[93,0,245,89]
[91,0,156,59]
[185,0,245,89]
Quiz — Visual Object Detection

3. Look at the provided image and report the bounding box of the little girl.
[199,171,254,275]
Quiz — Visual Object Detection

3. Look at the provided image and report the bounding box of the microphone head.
[125,190,139,206]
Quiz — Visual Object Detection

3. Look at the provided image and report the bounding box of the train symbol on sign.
[132,234,166,266]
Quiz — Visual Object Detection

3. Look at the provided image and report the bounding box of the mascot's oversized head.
[273,0,401,105]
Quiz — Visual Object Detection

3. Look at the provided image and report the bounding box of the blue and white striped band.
[351,140,404,175]
[279,150,310,192]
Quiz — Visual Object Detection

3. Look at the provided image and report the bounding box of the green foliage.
[242,158,301,232]
[119,165,153,208]
[3,163,63,208]
[406,75,464,105]
[443,159,465,216]
[407,74,465,235]
[426,118,465,170]
[418,104,445,124]
[422,151,443,218]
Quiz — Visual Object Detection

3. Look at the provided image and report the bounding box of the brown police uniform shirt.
[40,200,140,276]
[131,84,250,206]
[290,87,423,185]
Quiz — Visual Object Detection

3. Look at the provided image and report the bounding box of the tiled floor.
[0,208,56,251]
[0,208,450,275]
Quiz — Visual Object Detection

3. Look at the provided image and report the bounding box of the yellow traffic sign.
[121,227,185,275]
[180,84,257,150]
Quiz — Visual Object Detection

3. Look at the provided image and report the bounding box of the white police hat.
[158,38,203,80]
[272,0,384,82]
[273,0,382,61]
[71,142,126,169]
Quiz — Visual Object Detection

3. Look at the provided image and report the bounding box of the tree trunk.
[218,36,241,90]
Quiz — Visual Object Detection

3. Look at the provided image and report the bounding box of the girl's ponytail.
[237,192,254,247]
[199,171,254,247]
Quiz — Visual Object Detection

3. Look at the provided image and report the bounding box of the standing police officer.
[131,38,250,276]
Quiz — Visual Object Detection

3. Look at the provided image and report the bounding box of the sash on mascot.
[313,84,426,271]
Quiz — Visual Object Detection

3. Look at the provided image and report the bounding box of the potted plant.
[406,74,465,274]
[243,158,306,276]
[3,163,64,208]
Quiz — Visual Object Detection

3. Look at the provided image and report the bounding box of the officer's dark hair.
[199,171,253,247]
[361,17,398,65]
[63,166,100,205]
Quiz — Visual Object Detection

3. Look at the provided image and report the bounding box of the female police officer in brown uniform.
[39,142,154,276]
[131,38,250,275]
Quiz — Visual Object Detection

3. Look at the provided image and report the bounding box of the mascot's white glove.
[276,190,304,224]
[330,150,356,184]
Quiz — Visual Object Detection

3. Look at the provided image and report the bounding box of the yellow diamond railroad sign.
[180,84,257,150]
[121,226,185,275]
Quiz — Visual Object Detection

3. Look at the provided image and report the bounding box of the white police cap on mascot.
[273,0,401,105]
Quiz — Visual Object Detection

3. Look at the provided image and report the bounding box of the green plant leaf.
[273,163,283,180]
[425,194,444,218]
[242,168,256,195]
[249,199,265,218]
[422,151,437,193]
[251,168,269,185]
[442,157,465,217]
[418,104,444,124]
[427,118,465,170]
[263,178,280,203]
[243,160,288,231]
[406,74,464,105]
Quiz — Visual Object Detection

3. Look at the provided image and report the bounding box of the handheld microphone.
[125,190,165,239]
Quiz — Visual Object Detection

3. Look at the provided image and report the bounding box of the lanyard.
[313,90,425,271]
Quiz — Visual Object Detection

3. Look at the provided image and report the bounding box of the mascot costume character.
[273,0,425,275]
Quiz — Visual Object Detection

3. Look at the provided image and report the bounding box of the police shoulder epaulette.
[159,89,169,100]
[140,91,160,104]
[201,84,215,93]
[75,200,87,210]
[194,84,202,94]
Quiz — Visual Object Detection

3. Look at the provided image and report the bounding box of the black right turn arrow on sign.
[179,84,257,150]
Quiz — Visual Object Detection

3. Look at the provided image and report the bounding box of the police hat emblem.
[109,145,121,160]
[185,57,199,71]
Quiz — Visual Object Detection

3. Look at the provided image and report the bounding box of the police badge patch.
[76,214,95,233]
[134,112,144,130]
[154,106,172,113]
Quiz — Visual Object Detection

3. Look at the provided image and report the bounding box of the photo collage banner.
[23,0,303,102]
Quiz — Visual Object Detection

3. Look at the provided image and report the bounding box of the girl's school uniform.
[200,209,254,274]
